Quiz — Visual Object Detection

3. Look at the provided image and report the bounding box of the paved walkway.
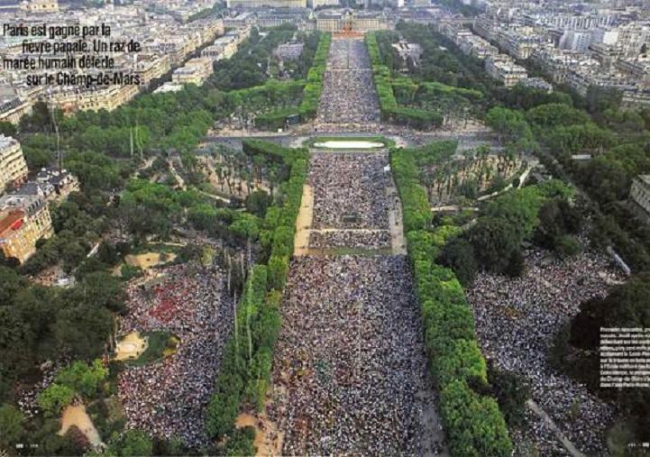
[293,185,313,256]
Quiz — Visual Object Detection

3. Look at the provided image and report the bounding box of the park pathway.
[270,37,448,456]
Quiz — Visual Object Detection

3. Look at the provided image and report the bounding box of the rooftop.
[0,209,25,235]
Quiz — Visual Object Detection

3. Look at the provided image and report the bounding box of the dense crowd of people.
[308,229,391,250]
[466,249,622,455]
[117,264,234,447]
[270,255,445,455]
[310,152,390,230]
[270,37,446,455]
[317,38,380,125]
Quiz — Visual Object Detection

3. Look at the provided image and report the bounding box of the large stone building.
[172,57,214,85]
[0,135,28,193]
[48,84,140,114]
[0,194,53,264]
[227,0,307,7]
[485,54,528,87]
[315,9,391,33]
[20,0,59,13]
[133,54,172,89]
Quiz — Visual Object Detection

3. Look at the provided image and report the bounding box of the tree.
[485,107,533,147]
[0,403,24,447]
[526,103,590,129]
[487,364,531,427]
[55,359,108,398]
[115,429,153,457]
[0,121,16,137]
[245,190,272,218]
[0,266,26,306]
[468,217,522,275]
[533,198,582,254]
[81,272,127,314]
[224,426,256,456]
[37,384,75,415]
[570,273,650,350]
[54,300,113,360]
[439,237,478,286]
[586,86,622,113]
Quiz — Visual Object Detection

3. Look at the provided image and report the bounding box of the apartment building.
[48,84,140,114]
[0,91,31,125]
[0,135,28,193]
[615,57,650,88]
[227,0,307,7]
[0,194,53,264]
[485,54,528,86]
[134,54,172,88]
[172,57,213,86]
[497,27,540,59]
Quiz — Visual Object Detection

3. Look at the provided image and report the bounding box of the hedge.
[254,108,300,131]
[391,145,513,456]
[365,32,443,130]
[206,141,308,448]
[298,33,331,121]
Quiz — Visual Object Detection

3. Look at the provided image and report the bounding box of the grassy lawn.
[126,331,179,367]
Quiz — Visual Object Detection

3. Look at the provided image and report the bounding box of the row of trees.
[390,144,513,456]
[297,32,331,121]
[205,141,309,454]
[366,32,444,129]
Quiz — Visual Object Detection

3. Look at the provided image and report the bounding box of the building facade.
[0,135,28,193]
[0,194,53,264]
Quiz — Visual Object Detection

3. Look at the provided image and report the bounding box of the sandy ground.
[386,185,407,255]
[236,412,283,457]
[293,185,313,256]
[124,252,177,270]
[114,332,148,361]
[59,404,102,447]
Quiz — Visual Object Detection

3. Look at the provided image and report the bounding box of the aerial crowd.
[316,38,380,126]
[466,248,622,455]
[270,255,445,455]
[310,152,390,231]
[308,229,392,251]
[117,264,234,447]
